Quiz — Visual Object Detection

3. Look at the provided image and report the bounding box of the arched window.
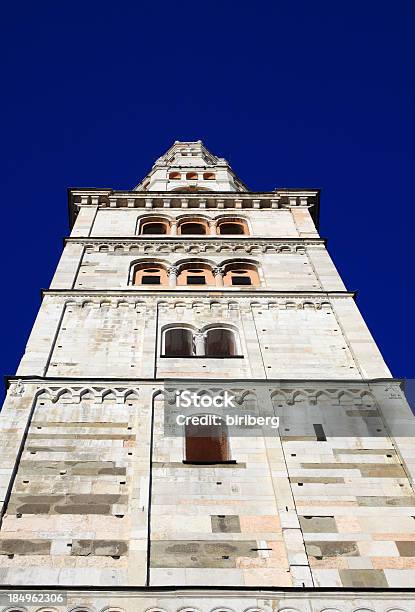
[217,218,249,235]
[205,327,238,357]
[178,219,208,235]
[133,263,168,286]
[186,172,198,180]
[169,172,181,180]
[177,263,215,286]
[203,172,215,180]
[161,325,241,358]
[163,327,194,356]
[185,418,230,462]
[139,217,170,235]
[223,262,260,287]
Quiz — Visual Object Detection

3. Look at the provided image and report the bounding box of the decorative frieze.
[41,291,348,311]
[5,378,402,404]
[67,237,323,256]
[69,189,320,215]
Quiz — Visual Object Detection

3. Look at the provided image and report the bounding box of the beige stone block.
[243,568,292,586]
[239,515,280,533]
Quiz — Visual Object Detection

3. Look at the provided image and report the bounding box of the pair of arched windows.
[138,216,249,236]
[162,326,240,358]
[133,261,260,287]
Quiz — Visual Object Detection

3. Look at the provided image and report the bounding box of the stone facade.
[0,141,414,610]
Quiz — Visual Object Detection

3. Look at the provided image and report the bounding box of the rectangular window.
[142,276,161,284]
[187,276,206,285]
[231,276,251,286]
[313,423,327,441]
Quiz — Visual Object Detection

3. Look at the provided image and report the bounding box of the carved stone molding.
[70,189,320,212]
[6,379,399,406]
[42,292,352,312]
[71,239,323,256]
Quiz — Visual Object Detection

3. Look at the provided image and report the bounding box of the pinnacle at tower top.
[68,140,321,228]
[134,140,248,192]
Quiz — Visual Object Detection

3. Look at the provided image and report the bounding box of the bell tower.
[0,141,414,611]
[135,140,247,192]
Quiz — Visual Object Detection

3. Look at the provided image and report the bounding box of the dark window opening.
[141,223,167,235]
[185,421,229,462]
[141,276,161,284]
[164,328,193,357]
[180,223,206,235]
[205,328,237,357]
[313,423,327,442]
[219,223,245,235]
[231,276,252,286]
[187,276,206,285]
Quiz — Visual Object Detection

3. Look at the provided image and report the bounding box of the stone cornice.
[65,236,326,255]
[68,188,321,228]
[65,237,325,244]
[39,291,355,314]
[42,289,354,299]
[6,376,398,384]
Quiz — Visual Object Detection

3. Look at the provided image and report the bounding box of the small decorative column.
[194,330,205,356]
[213,266,225,287]
[168,265,179,287]
[209,220,217,236]
[170,220,178,235]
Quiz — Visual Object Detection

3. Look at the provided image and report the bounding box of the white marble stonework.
[0,141,414,610]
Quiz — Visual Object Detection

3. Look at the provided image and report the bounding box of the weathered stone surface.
[299,516,338,533]
[339,568,389,587]
[357,496,415,506]
[18,460,126,476]
[151,540,258,568]
[211,515,241,533]
[7,494,127,515]
[306,541,358,557]
[71,539,128,556]
[396,541,415,557]
[0,539,51,555]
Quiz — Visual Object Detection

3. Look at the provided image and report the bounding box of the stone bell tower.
[0,141,414,611]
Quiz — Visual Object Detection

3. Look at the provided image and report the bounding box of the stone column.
[168,265,179,288]
[209,220,217,236]
[213,266,225,287]
[194,330,205,356]
[170,221,177,235]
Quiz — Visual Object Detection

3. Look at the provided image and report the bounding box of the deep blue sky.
[1,1,414,394]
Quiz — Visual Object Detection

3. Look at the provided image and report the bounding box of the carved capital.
[212,266,225,277]
[10,379,24,397]
[168,265,179,276]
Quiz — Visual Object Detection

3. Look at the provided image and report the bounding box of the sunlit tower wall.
[0,141,414,610]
